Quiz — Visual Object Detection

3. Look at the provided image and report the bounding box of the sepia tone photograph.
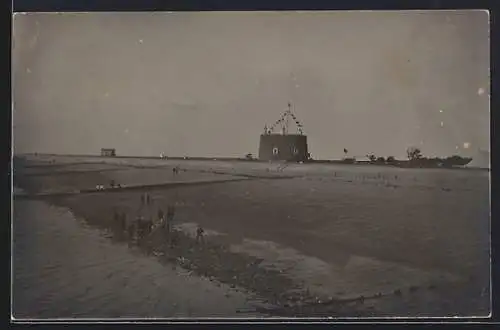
[12,11,490,319]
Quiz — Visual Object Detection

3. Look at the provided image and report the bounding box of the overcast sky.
[12,11,489,159]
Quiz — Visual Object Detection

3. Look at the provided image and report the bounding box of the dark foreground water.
[12,199,261,319]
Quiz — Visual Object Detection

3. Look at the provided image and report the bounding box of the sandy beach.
[13,199,267,319]
[12,155,491,318]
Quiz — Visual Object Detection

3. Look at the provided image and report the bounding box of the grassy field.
[13,154,491,317]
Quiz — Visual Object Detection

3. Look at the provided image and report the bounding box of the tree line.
[363,147,472,168]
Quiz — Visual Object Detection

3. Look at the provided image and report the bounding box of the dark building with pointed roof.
[258,103,309,162]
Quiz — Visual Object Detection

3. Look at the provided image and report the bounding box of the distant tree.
[386,156,396,164]
[367,154,377,162]
[406,147,422,161]
[376,157,385,164]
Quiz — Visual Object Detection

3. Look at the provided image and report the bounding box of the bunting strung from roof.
[266,103,304,135]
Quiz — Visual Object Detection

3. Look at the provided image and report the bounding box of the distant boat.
[443,155,473,167]
[466,148,490,169]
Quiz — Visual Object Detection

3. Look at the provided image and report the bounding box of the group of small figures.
[96,180,123,191]
[112,192,206,247]
[172,166,181,176]
[113,203,178,246]
[95,167,182,192]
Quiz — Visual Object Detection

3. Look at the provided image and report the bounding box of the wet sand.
[13,199,265,319]
[13,155,491,318]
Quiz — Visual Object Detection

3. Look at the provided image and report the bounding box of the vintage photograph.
[12,11,490,319]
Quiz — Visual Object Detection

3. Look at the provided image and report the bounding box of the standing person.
[146,193,151,205]
[140,193,145,205]
[136,216,142,238]
[142,216,151,236]
[145,216,153,236]
[196,225,205,245]
[127,220,135,239]
[136,215,145,238]
[166,204,175,234]
[157,208,165,231]
[173,166,180,176]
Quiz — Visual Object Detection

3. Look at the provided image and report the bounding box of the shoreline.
[16,181,489,318]
[44,193,378,317]
[14,177,383,317]
[13,153,489,172]
[13,199,266,319]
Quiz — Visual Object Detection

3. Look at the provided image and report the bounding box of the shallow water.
[12,200,261,319]
[171,221,489,317]
[13,156,491,317]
